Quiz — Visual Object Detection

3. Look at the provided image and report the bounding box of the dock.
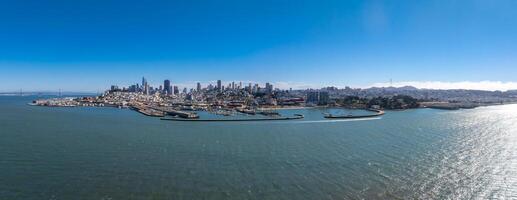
[136,109,165,117]
[131,105,166,117]
[152,107,199,118]
[236,108,256,115]
[324,109,384,119]
[160,114,304,122]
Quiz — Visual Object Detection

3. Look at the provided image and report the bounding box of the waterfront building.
[306,91,319,105]
[266,83,273,94]
[186,93,193,101]
[306,91,330,105]
[319,91,329,105]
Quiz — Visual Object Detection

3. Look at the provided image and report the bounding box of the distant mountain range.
[315,86,517,102]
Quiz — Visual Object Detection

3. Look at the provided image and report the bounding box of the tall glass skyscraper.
[217,80,222,92]
[164,80,171,94]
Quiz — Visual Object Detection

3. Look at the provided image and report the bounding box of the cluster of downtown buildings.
[106,77,330,107]
[113,77,276,97]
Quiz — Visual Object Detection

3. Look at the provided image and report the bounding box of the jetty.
[258,110,280,116]
[152,107,199,118]
[160,114,304,122]
[324,109,384,119]
[136,109,165,117]
[236,108,256,115]
[130,105,165,117]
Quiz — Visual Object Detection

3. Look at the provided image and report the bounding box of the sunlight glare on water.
[416,104,517,199]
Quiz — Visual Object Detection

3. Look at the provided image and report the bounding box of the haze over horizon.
[1,0,516,92]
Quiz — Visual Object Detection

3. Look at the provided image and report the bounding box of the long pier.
[160,114,304,122]
[130,105,165,117]
[151,107,199,118]
[236,108,256,115]
[324,109,384,119]
[136,109,165,117]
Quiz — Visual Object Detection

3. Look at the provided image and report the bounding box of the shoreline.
[26,96,517,122]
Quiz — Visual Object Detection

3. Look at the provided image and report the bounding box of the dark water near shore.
[1,96,516,199]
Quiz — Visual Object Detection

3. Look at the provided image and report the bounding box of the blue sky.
[1,0,516,92]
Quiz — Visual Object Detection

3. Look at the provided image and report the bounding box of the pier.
[130,106,165,117]
[160,114,304,122]
[236,108,256,115]
[324,109,384,119]
[152,107,199,118]
[136,109,165,117]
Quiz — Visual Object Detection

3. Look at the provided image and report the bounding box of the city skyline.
[2,78,517,93]
[1,0,517,92]
[102,79,517,93]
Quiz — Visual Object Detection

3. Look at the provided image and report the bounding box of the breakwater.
[324,109,384,119]
[151,106,199,118]
[160,114,304,122]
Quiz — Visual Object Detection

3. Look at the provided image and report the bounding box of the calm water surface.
[1,96,516,199]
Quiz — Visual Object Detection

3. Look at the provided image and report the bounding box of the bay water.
[1,96,516,199]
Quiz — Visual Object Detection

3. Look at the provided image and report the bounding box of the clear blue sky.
[1,0,516,92]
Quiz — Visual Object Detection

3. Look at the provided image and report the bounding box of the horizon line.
[2,80,517,93]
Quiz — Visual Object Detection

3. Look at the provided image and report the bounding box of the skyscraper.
[142,77,149,94]
[217,80,222,92]
[142,77,147,89]
[265,83,273,94]
[144,84,149,95]
[197,82,201,92]
[164,79,171,94]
